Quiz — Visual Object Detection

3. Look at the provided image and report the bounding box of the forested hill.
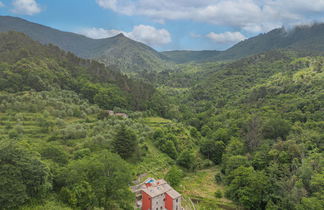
[1,15,323,210]
[217,24,324,61]
[179,50,324,209]
[132,49,324,209]
[163,23,324,63]
[0,16,171,73]
[0,31,165,112]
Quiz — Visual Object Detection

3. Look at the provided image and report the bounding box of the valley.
[0,15,323,210]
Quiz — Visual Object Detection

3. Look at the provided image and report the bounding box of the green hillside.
[0,30,238,210]
[92,33,173,74]
[0,89,236,210]
[0,31,166,112]
[0,90,154,210]
[0,16,172,73]
[163,51,324,209]
[0,17,323,210]
[123,49,324,209]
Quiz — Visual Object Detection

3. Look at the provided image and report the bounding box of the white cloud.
[0,2,4,8]
[96,0,324,33]
[12,0,41,15]
[128,25,171,46]
[79,25,171,46]
[79,28,122,39]
[207,32,246,44]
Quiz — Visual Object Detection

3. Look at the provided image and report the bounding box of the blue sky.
[1,0,324,51]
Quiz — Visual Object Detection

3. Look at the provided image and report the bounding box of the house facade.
[135,178,182,210]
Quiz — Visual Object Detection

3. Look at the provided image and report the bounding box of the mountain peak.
[115,33,126,38]
[110,33,130,41]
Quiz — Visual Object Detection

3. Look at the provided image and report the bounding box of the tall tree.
[0,140,51,209]
[226,166,270,210]
[112,126,138,159]
[165,166,183,187]
[57,151,133,209]
[200,140,226,164]
[245,116,263,152]
[177,149,196,170]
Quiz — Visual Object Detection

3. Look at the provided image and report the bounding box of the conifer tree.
[112,126,137,159]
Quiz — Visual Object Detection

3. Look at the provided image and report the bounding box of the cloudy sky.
[1,0,324,51]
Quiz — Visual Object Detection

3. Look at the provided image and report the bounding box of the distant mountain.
[91,33,172,74]
[217,24,324,60]
[161,50,221,64]
[163,23,324,63]
[3,16,324,68]
[0,16,171,73]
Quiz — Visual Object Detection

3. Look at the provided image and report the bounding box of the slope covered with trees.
[0,31,168,113]
[0,18,323,210]
[0,31,224,210]
[131,49,324,209]
[0,90,148,209]
[171,51,324,209]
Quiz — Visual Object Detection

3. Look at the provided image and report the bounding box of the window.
[156,208,158,210]
[176,199,178,203]
[176,206,178,210]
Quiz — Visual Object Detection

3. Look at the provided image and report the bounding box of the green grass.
[142,117,172,129]
[143,117,172,124]
[178,167,236,210]
[135,139,173,181]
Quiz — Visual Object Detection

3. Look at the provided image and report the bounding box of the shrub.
[215,190,223,198]
[215,172,222,184]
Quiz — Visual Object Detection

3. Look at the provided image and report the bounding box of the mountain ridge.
[164,23,324,63]
[0,16,172,73]
[2,16,324,69]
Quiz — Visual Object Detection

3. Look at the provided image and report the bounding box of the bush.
[0,141,51,209]
[60,124,87,140]
[41,145,69,165]
[8,129,19,139]
[165,166,183,187]
[200,140,225,164]
[177,150,196,170]
[215,190,223,198]
[73,148,91,160]
[215,172,222,184]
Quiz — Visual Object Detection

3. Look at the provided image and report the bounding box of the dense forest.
[0,27,323,210]
[0,31,170,113]
[183,51,324,210]
[0,31,176,209]
[137,50,324,209]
